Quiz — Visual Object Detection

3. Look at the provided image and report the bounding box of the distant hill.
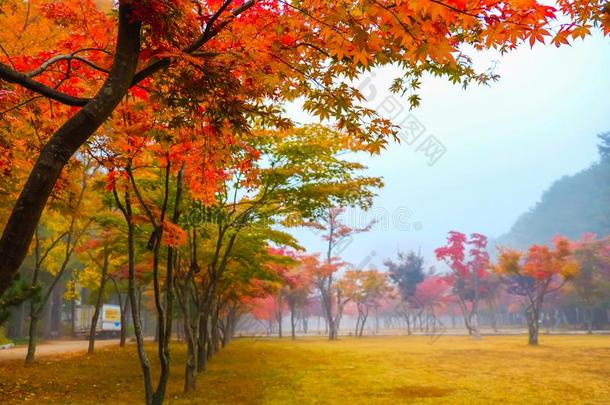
[496,134,610,249]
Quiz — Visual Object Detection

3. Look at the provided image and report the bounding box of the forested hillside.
[497,133,610,248]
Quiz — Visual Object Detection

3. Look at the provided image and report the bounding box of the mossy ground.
[1,335,609,404]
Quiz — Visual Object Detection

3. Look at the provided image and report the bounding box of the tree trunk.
[25,310,38,365]
[197,312,207,373]
[184,341,197,394]
[114,189,153,404]
[88,250,109,354]
[470,312,481,340]
[405,313,411,335]
[277,296,283,338]
[470,267,481,340]
[207,307,218,359]
[290,304,296,340]
[120,297,129,347]
[327,318,336,340]
[527,306,540,346]
[359,308,368,337]
[183,308,198,393]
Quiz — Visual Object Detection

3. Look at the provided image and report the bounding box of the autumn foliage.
[0,0,608,403]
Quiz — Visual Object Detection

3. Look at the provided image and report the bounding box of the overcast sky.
[284,33,610,272]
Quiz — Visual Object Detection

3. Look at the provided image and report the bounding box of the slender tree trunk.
[471,269,481,340]
[359,308,368,337]
[114,189,153,404]
[207,306,219,359]
[184,314,199,389]
[197,312,207,373]
[405,313,411,335]
[290,304,296,340]
[222,316,231,347]
[277,295,283,338]
[88,249,109,354]
[25,308,38,365]
[120,297,129,347]
[176,279,198,394]
[184,332,197,393]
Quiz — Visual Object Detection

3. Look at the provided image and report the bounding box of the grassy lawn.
[1,335,609,404]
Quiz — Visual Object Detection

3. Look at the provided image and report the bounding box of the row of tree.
[0,1,609,404]
[247,229,609,346]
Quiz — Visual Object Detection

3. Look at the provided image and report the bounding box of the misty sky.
[284,33,610,272]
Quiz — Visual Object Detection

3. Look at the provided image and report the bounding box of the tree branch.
[0,62,89,106]
[27,54,110,78]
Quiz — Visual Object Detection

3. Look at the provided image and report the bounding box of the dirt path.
[0,339,120,362]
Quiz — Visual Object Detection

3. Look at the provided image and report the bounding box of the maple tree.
[412,275,450,333]
[75,217,128,353]
[339,269,390,336]
[385,250,426,334]
[308,207,375,340]
[1,0,608,300]
[435,231,490,339]
[494,236,579,345]
[565,234,609,333]
[278,254,313,339]
[0,1,608,403]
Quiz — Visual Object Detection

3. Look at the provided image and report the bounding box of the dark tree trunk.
[184,318,198,391]
[197,312,207,373]
[184,333,197,393]
[207,306,217,360]
[176,278,198,394]
[276,295,283,338]
[208,307,221,358]
[88,248,109,354]
[120,296,129,347]
[290,304,296,340]
[25,309,38,365]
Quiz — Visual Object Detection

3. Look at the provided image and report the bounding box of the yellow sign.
[103,306,121,323]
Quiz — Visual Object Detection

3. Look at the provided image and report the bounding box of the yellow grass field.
[1,335,609,404]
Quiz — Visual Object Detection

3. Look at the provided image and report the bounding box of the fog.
[287,33,610,271]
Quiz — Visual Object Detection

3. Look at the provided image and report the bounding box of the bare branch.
[0,62,89,106]
[27,54,110,78]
